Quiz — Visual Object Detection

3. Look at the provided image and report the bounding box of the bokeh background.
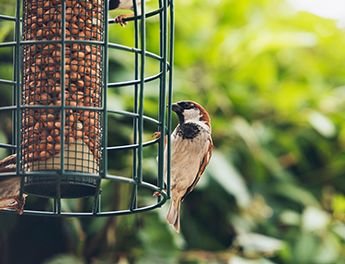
[0,0,344,263]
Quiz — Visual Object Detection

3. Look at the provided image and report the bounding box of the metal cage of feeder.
[0,0,174,216]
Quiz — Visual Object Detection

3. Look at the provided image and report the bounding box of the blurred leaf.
[234,233,284,258]
[302,207,330,232]
[43,255,84,264]
[294,232,318,263]
[272,183,320,207]
[250,31,317,54]
[332,221,345,241]
[137,213,179,264]
[0,129,7,158]
[313,233,341,264]
[279,210,301,226]
[332,194,345,220]
[0,22,12,42]
[308,111,336,138]
[229,256,277,264]
[107,92,125,111]
[232,117,294,181]
[208,151,251,208]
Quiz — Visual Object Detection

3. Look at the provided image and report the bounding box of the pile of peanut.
[21,0,104,171]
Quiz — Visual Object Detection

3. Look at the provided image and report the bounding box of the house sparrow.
[109,0,143,26]
[166,101,213,233]
[0,139,95,214]
[0,154,26,214]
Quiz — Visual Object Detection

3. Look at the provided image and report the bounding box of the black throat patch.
[176,123,201,139]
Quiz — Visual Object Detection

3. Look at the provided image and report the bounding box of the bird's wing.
[0,154,16,173]
[181,136,213,201]
[0,154,16,167]
[0,154,24,213]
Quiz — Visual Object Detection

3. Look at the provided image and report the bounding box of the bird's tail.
[166,199,181,233]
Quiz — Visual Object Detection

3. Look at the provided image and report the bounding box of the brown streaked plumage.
[0,154,26,214]
[166,100,213,233]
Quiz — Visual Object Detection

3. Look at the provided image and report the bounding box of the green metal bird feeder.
[0,0,173,216]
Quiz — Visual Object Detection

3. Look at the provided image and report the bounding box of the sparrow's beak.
[172,103,183,114]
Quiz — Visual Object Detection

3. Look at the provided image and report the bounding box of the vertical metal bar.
[157,0,168,195]
[166,0,175,198]
[137,0,146,185]
[102,0,108,180]
[93,0,108,214]
[12,14,17,154]
[56,0,67,214]
[16,0,22,194]
[129,0,140,210]
[11,72,16,152]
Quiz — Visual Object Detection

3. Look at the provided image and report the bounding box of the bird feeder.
[0,0,173,216]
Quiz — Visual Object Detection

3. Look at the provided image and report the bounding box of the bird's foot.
[15,195,27,215]
[114,14,130,26]
[152,131,161,139]
[153,191,162,197]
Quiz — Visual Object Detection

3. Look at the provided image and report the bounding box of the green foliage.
[1,0,345,263]
[44,255,84,264]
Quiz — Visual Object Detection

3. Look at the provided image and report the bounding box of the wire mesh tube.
[21,0,104,198]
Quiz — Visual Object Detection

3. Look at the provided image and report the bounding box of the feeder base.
[24,174,98,198]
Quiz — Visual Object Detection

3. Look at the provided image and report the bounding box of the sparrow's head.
[172,100,211,128]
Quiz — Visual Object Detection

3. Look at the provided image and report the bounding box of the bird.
[109,0,143,26]
[0,154,26,214]
[165,100,213,233]
[0,139,95,214]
